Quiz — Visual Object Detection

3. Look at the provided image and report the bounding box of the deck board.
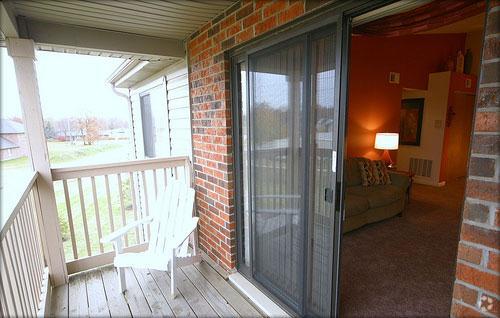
[100,267,132,318]
[49,284,68,317]
[51,261,260,317]
[68,274,88,317]
[86,270,110,317]
[182,265,240,317]
[149,269,196,317]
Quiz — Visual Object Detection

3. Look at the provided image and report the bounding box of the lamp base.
[382,149,395,169]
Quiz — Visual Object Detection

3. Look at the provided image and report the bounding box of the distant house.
[0,118,28,160]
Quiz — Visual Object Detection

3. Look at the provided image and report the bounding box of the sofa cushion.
[348,185,404,209]
[371,160,391,185]
[345,158,362,186]
[358,158,376,186]
[344,193,370,217]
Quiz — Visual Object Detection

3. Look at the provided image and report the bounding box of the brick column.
[451,2,500,317]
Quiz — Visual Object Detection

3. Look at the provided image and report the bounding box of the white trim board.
[228,272,290,318]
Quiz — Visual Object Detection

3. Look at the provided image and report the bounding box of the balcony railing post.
[6,38,68,286]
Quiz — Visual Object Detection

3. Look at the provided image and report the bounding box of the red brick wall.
[187,0,330,270]
[451,2,500,317]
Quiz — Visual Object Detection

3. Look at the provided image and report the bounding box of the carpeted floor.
[340,179,466,317]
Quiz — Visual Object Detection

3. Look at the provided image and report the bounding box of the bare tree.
[77,115,100,145]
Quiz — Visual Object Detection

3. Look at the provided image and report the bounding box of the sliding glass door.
[250,37,306,310]
[233,23,342,316]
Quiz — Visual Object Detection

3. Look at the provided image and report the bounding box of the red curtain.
[353,0,486,37]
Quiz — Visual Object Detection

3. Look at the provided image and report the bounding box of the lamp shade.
[374,133,399,150]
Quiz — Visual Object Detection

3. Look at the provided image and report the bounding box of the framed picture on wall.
[400,98,424,146]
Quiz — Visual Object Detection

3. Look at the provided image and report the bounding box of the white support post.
[6,38,68,286]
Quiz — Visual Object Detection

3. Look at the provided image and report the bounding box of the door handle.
[324,188,334,203]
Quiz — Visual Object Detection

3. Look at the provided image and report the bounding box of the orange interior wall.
[347,34,466,162]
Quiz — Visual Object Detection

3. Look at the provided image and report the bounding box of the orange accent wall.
[347,34,466,162]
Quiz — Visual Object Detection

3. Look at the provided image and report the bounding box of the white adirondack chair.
[101,180,200,297]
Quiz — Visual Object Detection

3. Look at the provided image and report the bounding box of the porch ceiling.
[3,0,237,59]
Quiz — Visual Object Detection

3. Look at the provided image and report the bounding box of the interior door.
[233,22,343,316]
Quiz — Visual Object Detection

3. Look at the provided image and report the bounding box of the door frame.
[229,0,397,316]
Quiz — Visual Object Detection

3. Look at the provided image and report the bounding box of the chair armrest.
[101,216,153,244]
[173,217,199,248]
[389,171,410,190]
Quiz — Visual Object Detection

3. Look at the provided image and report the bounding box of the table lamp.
[374,133,399,168]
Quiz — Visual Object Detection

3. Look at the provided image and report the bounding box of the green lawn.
[2,141,124,170]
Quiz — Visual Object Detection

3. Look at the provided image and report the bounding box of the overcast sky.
[1,48,128,121]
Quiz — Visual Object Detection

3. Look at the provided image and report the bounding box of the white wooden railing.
[0,172,50,317]
[51,156,193,274]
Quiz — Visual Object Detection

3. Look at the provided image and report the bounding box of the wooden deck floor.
[49,261,262,317]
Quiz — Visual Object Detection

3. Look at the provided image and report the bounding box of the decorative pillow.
[357,158,376,186]
[371,160,392,185]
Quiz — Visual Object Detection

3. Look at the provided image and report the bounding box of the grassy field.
[1,141,125,170]
[1,140,140,260]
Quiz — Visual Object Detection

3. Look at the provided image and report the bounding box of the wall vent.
[409,158,433,177]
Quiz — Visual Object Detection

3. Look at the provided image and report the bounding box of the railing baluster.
[163,168,168,186]
[26,192,44,287]
[104,174,115,234]
[129,172,140,244]
[174,166,179,180]
[141,170,151,238]
[15,207,37,311]
[91,176,104,253]
[77,178,92,257]
[21,203,43,307]
[117,173,129,247]
[12,222,36,316]
[63,180,78,260]
[4,232,28,317]
[153,169,158,199]
[0,243,19,317]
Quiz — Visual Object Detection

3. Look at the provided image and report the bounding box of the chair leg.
[118,267,126,293]
[114,240,126,293]
[170,248,176,298]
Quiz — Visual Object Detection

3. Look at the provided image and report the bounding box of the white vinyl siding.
[130,61,191,160]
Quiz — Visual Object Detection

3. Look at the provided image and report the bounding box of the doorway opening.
[341,1,485,316]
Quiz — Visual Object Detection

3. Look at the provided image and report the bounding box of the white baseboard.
[228,272,289,318]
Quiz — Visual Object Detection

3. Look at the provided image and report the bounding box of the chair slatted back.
[148,181,195,255]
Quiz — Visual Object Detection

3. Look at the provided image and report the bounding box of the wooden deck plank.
[173,267,219,317]
[49,284,68,317]
[123,267,151,317]
[68,274,88,317]
[194,262,263,317]
[86,270,110,317]
[100,267,132,318]
[182,265,240,317]
[132,268,175,317]
[148,269,196,317]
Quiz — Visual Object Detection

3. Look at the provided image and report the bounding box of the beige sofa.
[343,158,410,233]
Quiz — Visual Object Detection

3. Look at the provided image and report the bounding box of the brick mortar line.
[455,280,500,300]
[482,58,500,64]
[452,298,498,318]
[479,82,500,88]
[470,153,500,159]
[465,196,500,208]
[476,107,500,112]
[463,219,500,231]
[468,175,499,182]
[484,33,500,39]
[474,131,500,135]
[456,259,499,277]
[461,240,500,254]
[489,5,500,13]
